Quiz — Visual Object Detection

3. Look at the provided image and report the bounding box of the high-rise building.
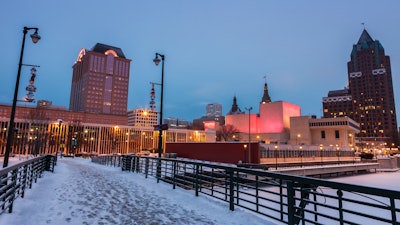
[70,43,131,116]
[323,29,398,145]
[206,103,222,117]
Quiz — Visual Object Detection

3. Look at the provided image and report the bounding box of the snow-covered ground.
[0,157,399,225]
[0,157,277,225]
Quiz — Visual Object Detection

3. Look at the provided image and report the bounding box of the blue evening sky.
[1,1,399,122]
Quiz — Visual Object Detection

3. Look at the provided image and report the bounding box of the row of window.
[310,121,348,127]
[320,130,340,139]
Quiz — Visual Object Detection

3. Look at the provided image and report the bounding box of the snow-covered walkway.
[0,158,276,225]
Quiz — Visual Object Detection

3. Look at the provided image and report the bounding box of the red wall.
[166,142,260,164]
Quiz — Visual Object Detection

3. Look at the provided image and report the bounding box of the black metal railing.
[93,155,400,225]
[91,154,122,167]
[0,154,56,215]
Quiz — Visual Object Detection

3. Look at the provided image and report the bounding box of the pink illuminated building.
[225,82,301,143]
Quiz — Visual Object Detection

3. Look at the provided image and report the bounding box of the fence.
[0,154,57,215]
[92,154,399,225]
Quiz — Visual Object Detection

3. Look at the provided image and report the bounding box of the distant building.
[323,29,399,146]
[37,100,66,111]
[193,103,225,130]
[206,103,222,117]
[70,43,131,116]
[127,108,158,127]
[164,117,190,129]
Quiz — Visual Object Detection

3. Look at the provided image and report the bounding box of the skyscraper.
[70,43,131,115]
[206,103,222,117]
[323,29,398,146]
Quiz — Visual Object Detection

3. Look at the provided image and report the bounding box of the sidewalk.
[0,158,276,225]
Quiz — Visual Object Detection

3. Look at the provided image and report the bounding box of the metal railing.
[0,154,56,215]
[93,155,400,225]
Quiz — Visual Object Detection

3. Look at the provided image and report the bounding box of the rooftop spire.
[227,95,243,115]
[357,29,374,45]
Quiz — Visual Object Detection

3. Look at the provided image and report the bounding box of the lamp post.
[296,133,301,145]
[336,146,340,164]
[245,107,252,164]
[153,53,165,158]
[274,144,278,170]
[299,145,303,168]
[319,145,323,166]
[3,27,40,168]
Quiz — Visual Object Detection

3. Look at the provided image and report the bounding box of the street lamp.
[274,144,278,170]
[299,145,303,168]
[336,146,340,164]
[296,133,301,145]
[153,53,165,158]
[3,27,41,168]
[319,145,323,166]
[245,107,252,164]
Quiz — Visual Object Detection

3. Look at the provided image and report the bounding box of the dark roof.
[357,29,374,45]
[260,82,272,104]
[227,96,244,115]
[90,43,126,58]
[328,88,349,97]
[351,29,384,57]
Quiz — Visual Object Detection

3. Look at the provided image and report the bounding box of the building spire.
[227,95,243,115]
[260,76,272,104]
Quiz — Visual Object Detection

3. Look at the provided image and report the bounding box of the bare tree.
[216,124,239,141]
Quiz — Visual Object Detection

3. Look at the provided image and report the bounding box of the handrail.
[93,154,400,225]
[0,154,56,215]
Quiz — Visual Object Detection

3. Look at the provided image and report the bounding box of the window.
[335,130,340,139]
[321,131,325,139]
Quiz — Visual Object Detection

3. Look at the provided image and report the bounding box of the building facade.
[70,43,131,116]
[164,117,190,129]
[0,104,212,156]
[193,103,225,130]
[206,103,222,117]
[127,108,158,127]
[323,29,399,146]
[289,116,359,148]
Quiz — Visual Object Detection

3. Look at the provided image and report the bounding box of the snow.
[0,157,276,225]
[1,157,399,225]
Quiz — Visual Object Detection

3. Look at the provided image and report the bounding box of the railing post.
[173,161,177,189]
[156,158,161,183]
[229,169,234,211]
[287,181,295,225]
[9,169,18,213]
[337,190,344,225]
[195,164,199,196]
[135,157,140,173]
[390,197,397,224]
[21,165,28,198]
[256,175,259,212]
[145,158,149,178]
